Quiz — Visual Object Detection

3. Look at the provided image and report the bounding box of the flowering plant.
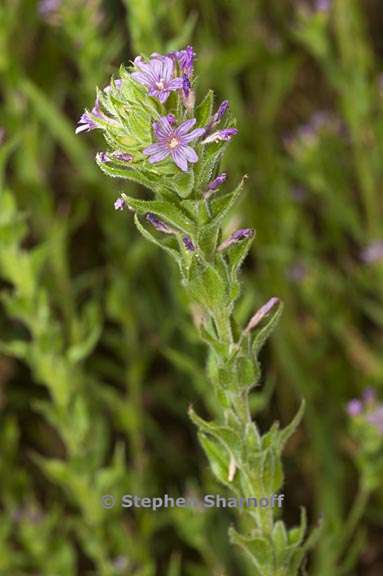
[78,46,318,574]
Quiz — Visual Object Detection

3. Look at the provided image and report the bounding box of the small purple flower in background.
[315,0,331,12]
[360,240,383,264]
[346,388,383,435]
[218,228,255,251]
[346,399,363,417]
[183,235,195,251]
[145,213,174,234]
[366,407,383,434]
[207,172,227,191]
[144,116,205,172]
[38,0,61,20]
[363,387,376,404]
[202,128,238,144]
[287,261,307,283]
[114,197,125,211]
[131,56,183,104]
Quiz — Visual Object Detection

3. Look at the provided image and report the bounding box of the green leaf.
[198,432,230,486]
[187,259,227,311]
[172,169,195,199]
[250,299,283,356]
[278,400,305,451]
[67,301,103,364]
[288,508,307,546]
[206,175,247,232]
[195,90,215,127]
[272,521,288,552]
[227,235,255,280]
[122,195,195,234]
[96,156,159,190]
[189,406,242,462]
[133,214,182,268]
[229,527,273,575]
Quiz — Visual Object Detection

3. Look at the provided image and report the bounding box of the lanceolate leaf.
[122,195,195,234]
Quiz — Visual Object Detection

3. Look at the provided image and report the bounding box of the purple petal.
[114,197,125,211]
[168,78,184,90]
[208,172,227,191]
[156,90,171,103]
[147,148,170,163]
[131,71,152,87]
[143,142,166,156]
[346,399,363,417]
[183,235,195,251]
[182,127,205,143]
[154,116,173,138]
[161,57,174,80]
[245,297,280,333]
[171,148,188,172]
[181,145,198,163]
[176,118,196,136]
[145,212,173,234]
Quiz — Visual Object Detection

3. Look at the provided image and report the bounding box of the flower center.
[169,137,179,149]
[156,79,165,90]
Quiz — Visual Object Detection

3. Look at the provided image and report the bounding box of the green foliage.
[1,0,383,574]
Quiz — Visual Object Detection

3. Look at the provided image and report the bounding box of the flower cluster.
[75,46,238,179]
[347,388,383,435]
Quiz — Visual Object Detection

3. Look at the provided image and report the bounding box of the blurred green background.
[0,0,383,574]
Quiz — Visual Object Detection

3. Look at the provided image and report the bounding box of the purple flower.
[166,113,176,125]
[207,172,227,191]
[287,262,307,283]
[97,151,133,163]
[315,0,331,12]
[38,0,61,19]
[363,387,376,404]
[131,56,183,104]
[143,116,205,172]
[97,152,109,163]
[104,79,122,93]
[182,75,191,98]
[76,99,103,134]
[244,297,280,334]
[360,240,383,264]
[366,407,383,434]
[112,152,133,162]
[183,235,195,251]
[202,128,238,144]
[114,197,125,211]
[176,46,195,77]
[213,100,229,124]
[204,100,230,134]
[145,213,173,234]
[218,228,255,251]
[346,399,363,417]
